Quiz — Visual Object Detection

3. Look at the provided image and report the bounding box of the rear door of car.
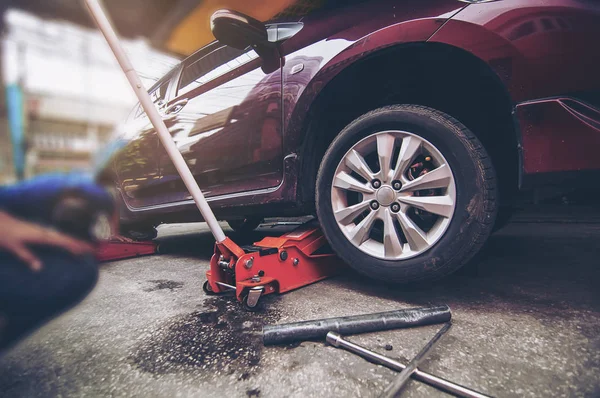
[153,33,284,205]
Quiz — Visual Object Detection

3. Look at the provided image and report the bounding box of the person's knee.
[3,248,99,314]
[0,250,98,353]
[50,254,98,310]
[62,254,98,302]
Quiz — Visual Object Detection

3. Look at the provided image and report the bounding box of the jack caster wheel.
[241,295,262,312]
[241,288,264,312]
[203,280,218,296]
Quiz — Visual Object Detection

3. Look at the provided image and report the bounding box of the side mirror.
[211,9,280,74]
[211,9,268,50]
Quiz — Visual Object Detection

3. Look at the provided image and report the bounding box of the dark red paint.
[103,0,600,225]
[430,0,600,101]
[517,98,600,174]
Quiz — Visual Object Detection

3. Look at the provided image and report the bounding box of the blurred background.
[0,0,327,184]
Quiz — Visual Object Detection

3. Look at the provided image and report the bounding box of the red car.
[97,0,600,282]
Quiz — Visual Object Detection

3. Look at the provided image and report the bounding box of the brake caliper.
[408,155,436,218]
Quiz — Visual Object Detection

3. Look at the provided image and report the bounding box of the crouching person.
[0,173,114,354]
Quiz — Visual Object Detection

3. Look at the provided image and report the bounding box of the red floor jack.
[85,1,344,309]
[205,221,343,310]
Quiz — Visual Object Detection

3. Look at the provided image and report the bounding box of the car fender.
[430,0,600,103]
[429,16,531,104]
[282,16,462,153]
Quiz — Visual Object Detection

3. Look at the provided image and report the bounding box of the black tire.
[227,217,263,234]
[122,226,158,241]
[51,192,112,242]
[316,105,497,283]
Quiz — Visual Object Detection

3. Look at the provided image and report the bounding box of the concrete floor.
[0,217,599,397]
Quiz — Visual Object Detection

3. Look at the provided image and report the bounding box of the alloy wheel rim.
[331,130,456,260]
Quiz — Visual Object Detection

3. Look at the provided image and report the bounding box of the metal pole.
[326,332,491,398]
[83,0,226,243]
[380,322,451,398]
[263,305,451,346]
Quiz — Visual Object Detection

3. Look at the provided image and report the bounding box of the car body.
[97,0,600,280]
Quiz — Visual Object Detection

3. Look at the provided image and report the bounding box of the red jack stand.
[204,221,345,310]
[96,239,158,262]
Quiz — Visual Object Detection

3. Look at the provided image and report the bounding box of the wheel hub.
[375,186,395,207]
[331,130,456,260]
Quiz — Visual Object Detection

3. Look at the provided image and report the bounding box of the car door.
[114,77,174,208]
[154,34,283,205]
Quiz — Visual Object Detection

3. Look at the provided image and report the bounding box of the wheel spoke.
[396,211,429,252]
[400,164,452,192]
[346,209,377,246]
[334,200,371,225]
[333,171,375,194]
[383,210,403,257]
[392,136,421,182]
[397,195,454,218]
[345,149,375,182]
[376,133,396,181]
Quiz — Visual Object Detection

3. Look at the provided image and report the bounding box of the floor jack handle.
[83,0,226,243]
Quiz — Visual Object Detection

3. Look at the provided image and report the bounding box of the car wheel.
[122,226,158,241]
[52,193,112,242]
[316,105,497,283]
[227,217,263,234]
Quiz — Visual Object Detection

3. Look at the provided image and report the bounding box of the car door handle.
[164,99,189,115]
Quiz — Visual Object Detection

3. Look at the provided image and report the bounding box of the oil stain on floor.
[130,296,281,378]
[144,280,184,292]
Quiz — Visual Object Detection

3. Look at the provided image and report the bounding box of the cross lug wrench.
[326,331,491,398]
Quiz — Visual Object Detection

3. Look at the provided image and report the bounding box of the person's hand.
[0,211,94,272]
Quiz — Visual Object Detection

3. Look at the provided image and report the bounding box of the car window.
[177,45,259,96]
